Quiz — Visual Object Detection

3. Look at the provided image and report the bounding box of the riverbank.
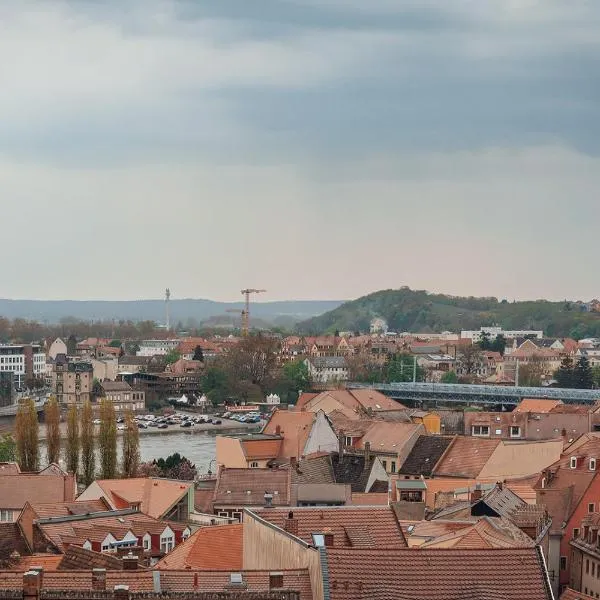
[38,417,258,441]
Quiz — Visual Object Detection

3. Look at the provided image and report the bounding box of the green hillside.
[296,287,600,338]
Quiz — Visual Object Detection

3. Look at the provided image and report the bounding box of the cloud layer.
[1,1,598,302]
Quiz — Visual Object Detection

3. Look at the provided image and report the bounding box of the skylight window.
[312,534,325,547]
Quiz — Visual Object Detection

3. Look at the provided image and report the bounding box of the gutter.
[536,545,556,600]
[319,547,331,600]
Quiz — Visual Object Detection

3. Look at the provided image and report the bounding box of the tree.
[574,355,594,390]
[121,409,140,478]
[80,400,95,486]
[15,399,39,472]
[108,339,122,348]
[0,434,16,462]
[192,345,204,362]
[518,356,546,387]
[457,344,483,379]
[45,396,61,465]
[555,356,575,388]
[386,354,425,383]
[440,371,458,384]
[66,334,77,356]
[201,365,231,405]
[98,398,117,479]
[65,404,79,476]
[92,378,104,400]
[277,360,312,402]
[165,349,181,365]
[152,453,197,480]
[491,334,507,356]
[592,366,600,389]
[478,330,492,350]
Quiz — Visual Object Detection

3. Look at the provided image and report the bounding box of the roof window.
[570,456,578,469]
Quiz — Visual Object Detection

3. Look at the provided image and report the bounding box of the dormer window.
[590,458,597,471]
[570,457,578,469]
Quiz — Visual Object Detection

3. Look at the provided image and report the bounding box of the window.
[270,574,284,589]
[472,425,490,437]
[382,460,387,471]
[510,426,521,438]
[312,534,325,547]
[143,537,150,550]
[495,429,502,435]
[574,528,580,539]
[593,563,596,577]
[391,461,396,473]
[0,510,12,522]
[590,503,596,513]
[560,556,567,571]
[587,559,590,574]
[250,462,259,468]
[570,456,578,469]
[160,534,174,553]
[344,436,353,446]
[591,458,597,471]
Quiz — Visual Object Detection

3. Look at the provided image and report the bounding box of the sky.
[1,0,599,303]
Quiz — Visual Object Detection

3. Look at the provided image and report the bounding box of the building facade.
[53,356,93,405]
[0,344,46,389]
[137,339,180,357]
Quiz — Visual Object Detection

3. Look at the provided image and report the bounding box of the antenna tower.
[165,288,171,330]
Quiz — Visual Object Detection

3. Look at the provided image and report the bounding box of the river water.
[40,428,256,475]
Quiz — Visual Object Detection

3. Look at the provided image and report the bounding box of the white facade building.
[0,344,46,388]
[304,356,349,384]
[137,339,180,357]
[460,327,543,342]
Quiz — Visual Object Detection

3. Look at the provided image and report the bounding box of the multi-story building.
[460,326,544,342]
[0,344,46,389]
[53,354,93,405]
[99,381,145,412]
[136,339,180,357]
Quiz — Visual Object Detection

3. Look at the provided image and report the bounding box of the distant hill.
[0,298,343,326]
[296,287,600,338]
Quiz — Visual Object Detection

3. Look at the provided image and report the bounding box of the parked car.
[157,423,168,429]
[180,421,192,428]
[93,419,101,425]
[212,419,222,425]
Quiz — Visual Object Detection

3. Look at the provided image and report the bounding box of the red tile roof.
[0,569,313,600]
[326,547,552,600]
[12,555,63,572]
[214,468,290,506]
[262,410,314,458]
[514,399,562,413]
[0,470,75,511]
[241,438,282,460]
[79,478,191,519]
[253,506,406,548]
[433,437,501,478]
[154,524,243,570]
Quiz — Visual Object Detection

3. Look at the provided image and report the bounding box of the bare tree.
[65,404,79,476]
[121,409,140,478]
[457,343,484,380]
[223,334,279,391]
[517,354,547,387]
[99,398,117,479]
[80,400,95,486]
[45,396,61,465]
[15,399,39,472]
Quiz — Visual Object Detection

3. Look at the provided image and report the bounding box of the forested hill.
[296,288,600,338]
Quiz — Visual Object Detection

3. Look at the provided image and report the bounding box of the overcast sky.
[1,1,599,303]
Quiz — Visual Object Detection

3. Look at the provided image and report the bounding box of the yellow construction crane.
[225,308,246,333]
[240,288,266,336]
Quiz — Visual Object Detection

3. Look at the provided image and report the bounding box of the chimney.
[275,425,281,435]
[471,484,483,503]
[323,532,334,547]
[264,492,273,508]
[152,571,162,594]
[92,569,107,591]
[122,553,138,571]
[338,429,345,458]
[496,481,503,491]
[290,456,298,472]
[114,585,130,600]
[364,442,371,469]
[284,511,299,537]
[23,570,42,600]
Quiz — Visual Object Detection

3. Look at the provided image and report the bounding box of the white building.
[460,326,543,342]
[304,356,349,384]
[136,339,180,357]
[48,338,68,360]
[265,394,281,405]
[370,317,388,334]
[0,344,46,388]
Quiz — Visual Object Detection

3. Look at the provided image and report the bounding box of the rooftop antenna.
[165,288,171,331]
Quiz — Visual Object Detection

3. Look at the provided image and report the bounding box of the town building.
[461,326,544,341]
[304,356,349,384]
[0,343,46,389]
[99,381,145,412]
[52,354,93,405]
[137,339,180,357]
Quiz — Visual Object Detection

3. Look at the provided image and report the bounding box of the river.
[39,428,256,475]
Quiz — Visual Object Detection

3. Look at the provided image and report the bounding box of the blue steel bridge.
[347,381,600,406]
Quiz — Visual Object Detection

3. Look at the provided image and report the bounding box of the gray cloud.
[1,1,598,302]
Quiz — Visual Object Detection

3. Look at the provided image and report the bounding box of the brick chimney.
[114,585,130,600]
[23,570,42,600]
[92,569,107,591]
[471,484,483,503]
[275,425,281,435]
[122,554,138,571]
[290,456,297,470]
[284,511,299,537]
[264,492,273,508]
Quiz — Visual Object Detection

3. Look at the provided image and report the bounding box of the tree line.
[9,396,140,483]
